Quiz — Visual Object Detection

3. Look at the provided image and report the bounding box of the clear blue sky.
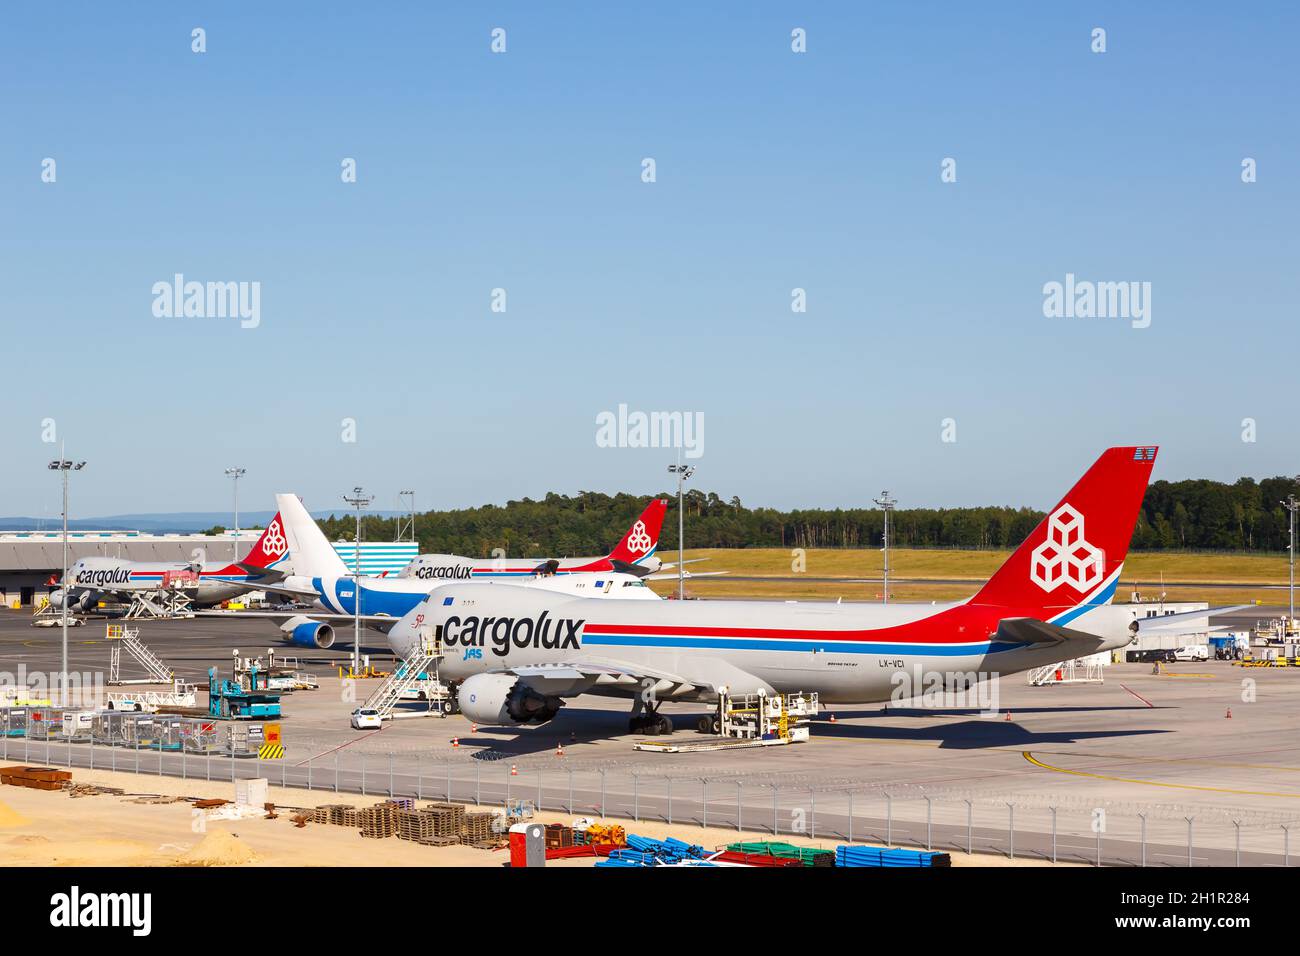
[2,2,1296,521]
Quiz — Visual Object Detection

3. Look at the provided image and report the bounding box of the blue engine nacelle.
[281,616,335,649]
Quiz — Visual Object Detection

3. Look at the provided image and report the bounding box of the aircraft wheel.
[655,715,674,735]
[697,716,712,734]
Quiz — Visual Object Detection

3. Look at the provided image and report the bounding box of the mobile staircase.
[106,624,174,685]
[360,627,445,720]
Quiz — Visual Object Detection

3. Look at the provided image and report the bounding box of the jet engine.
[456,673,563,726]
[48,590,94,613]
[280,616,335,649]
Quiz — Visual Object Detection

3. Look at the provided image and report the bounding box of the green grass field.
[645,548,1290,605]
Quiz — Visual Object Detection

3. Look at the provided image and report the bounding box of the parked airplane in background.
[225,493,662,650]
[397,499,671,581]
[387,446,1161,734]
[49,515,289,612]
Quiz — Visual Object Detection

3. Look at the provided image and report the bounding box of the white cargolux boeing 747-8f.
[385,446,1166,734]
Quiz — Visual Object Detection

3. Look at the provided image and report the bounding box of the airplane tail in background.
[970,446,1157,615]
[238,512,290,570]
[276,493,350,578]
[607,498,668,565]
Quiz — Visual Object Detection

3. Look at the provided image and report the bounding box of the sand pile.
[0,800,31,829]
[178,831,261,866]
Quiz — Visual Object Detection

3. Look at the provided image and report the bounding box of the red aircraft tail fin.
[239,512,290,570]
[607,499,668,565]
[971,446,1157,612]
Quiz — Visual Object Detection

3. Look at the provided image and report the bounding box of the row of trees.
[313,475,1300,557]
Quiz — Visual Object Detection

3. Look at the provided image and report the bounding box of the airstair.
[360,626,444,720]
[107,681,199,712]
[106,624,175,685]
[1027,658,1105,685]
[124,588,194,620]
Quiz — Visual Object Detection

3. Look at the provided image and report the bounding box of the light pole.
[874,491,897,605]
[397,489,416,543]
[224,467,246,561]
[343,487,373,675]
[1283,493,1298,624]
[48,448,86,706]
[667,463,696,600]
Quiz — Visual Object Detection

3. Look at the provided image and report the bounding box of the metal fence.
[3,732,1294,867]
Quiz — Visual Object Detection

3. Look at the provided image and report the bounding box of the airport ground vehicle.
[350,708,382,729]
[1172,644,1210,662]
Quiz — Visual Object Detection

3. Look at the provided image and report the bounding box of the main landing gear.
[628,692,674,735]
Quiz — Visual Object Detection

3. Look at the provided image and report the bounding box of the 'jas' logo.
[443,612,583,657]
[50,886,151,936]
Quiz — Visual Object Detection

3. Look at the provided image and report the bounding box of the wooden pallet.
[358,805,396,839]
[395,808,439,842]
[461,811,496,845]
[415,834,462,847]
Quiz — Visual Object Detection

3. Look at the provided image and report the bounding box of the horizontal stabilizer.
[1129,605,1251,635]
[237,562,286,581]
[995,617,1107,650]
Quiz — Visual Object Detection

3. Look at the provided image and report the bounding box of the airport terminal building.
[0,530,417,607]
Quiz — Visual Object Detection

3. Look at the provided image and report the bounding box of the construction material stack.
[0,766,72,791]
[723,840,835,867]
[835,845,952,867]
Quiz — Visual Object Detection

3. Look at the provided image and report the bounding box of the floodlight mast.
[343,486,374,675]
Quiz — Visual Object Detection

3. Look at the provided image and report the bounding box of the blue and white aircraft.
[222,493,660,650]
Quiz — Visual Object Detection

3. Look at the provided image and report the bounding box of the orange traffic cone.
[510,764,518,776]
[556,743,565,757]
[1225,708,1233,719]
[829,713,837,723]
[1004,711,1012,721]
[451,737,459,748]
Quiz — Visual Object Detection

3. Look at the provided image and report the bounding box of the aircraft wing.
[503,655,772,700]
[644,570,729,581]
[193,609,402,625]
[215,575,321,599]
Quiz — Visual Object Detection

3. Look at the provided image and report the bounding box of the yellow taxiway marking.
[1023,751,1300,799]
[1033,749,1300,773]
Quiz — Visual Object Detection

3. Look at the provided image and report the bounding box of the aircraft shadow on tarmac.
[813,719,1168,750]
[451,706,1169,758]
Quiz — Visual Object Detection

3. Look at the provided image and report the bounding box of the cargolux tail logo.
[260,518,288,559]
[1030,504,1103,593]
[624,520,652,554]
